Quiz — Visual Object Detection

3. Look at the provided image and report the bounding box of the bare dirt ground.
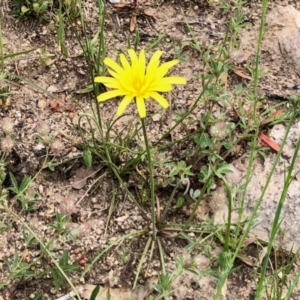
[1,0,300,299]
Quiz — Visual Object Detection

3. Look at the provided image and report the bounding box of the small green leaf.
[215,164,233,178]
[59,251,69,266]
[83,149,92,168]
[9,172,18,193]
[21,6,30,13]
[176,196,185,208]
[90,285,100,300]
[19,176,31,193]
[197,133,211,148]
[76,84,94,94]
[33,3,40,13]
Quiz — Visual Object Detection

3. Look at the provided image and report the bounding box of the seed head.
[209,121,229,140]
[51,139,64,156]
[1,117,14,135]
[36,120,50,136]
[58,197,79,215]
[225,164,242,185]
[1,136,14,153]
[208,186,227,212]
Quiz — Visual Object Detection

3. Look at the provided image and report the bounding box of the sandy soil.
[1,0,300,299]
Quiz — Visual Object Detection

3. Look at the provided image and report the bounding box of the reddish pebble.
[69,112,75,119]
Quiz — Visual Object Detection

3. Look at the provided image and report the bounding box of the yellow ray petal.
[105,82,124,89]
[155,60,179,79]
[128,49,138,65]
[145,76,185,92]
[97,90,126,102]
[160,76,187,85]
[138,49,146,81]
[94,76,118,85]
[104,58,124,75]
[144,50,163,86]
[147,81,173,92]
[128,49,139,75]
[146,50,162,76]
[94,49,186,119]
[94,76,109,83]
[136,96,146,118]
[95,76,124,91]
[106,65,135,93]
[116,95,134,115]
[116,72,137,94]
[108,69,121,79]
[148,92,169,108]
[120,53,132,74]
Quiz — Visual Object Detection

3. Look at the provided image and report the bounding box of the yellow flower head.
[95,49,186,118]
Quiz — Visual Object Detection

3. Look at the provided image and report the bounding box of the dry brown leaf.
[130,13,137,32]
[258,246,268,266]
[233,68,252,80]
[113,3,128,8]
[218,71,228,86]
[235,144,242,154]
[22,249,29,262]
[237,253,258,267]
[260,109,286,126]
[72,167,99,190]
[0,98,10,108]
[241,236,256,248]
[144,8,155,18]
[258,132,280,152]
[270,109,285,118]
[49,99,75,112]
[49,93,75,112]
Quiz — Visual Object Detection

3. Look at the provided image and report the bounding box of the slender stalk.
[133,236,152,290]
[223,180,232,252]
[94,0,106,132]
[255,110,300,299]
[253,0,268,100]
[141,118,156,241]
[214,109,297,298]
[0,21,3,71]
[157,238,166,275]
[235,0,268,233]
[284,267,300,300]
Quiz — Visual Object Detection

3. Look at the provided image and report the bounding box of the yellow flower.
[94,49,186,118]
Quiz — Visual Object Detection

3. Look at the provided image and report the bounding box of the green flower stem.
[255,109,300,299]
[0,21,3,71]
[157,237,166,275]
[141,118,156,241]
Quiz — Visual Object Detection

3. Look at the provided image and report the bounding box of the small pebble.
[38,100,47,109]
[47,85,58,92]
